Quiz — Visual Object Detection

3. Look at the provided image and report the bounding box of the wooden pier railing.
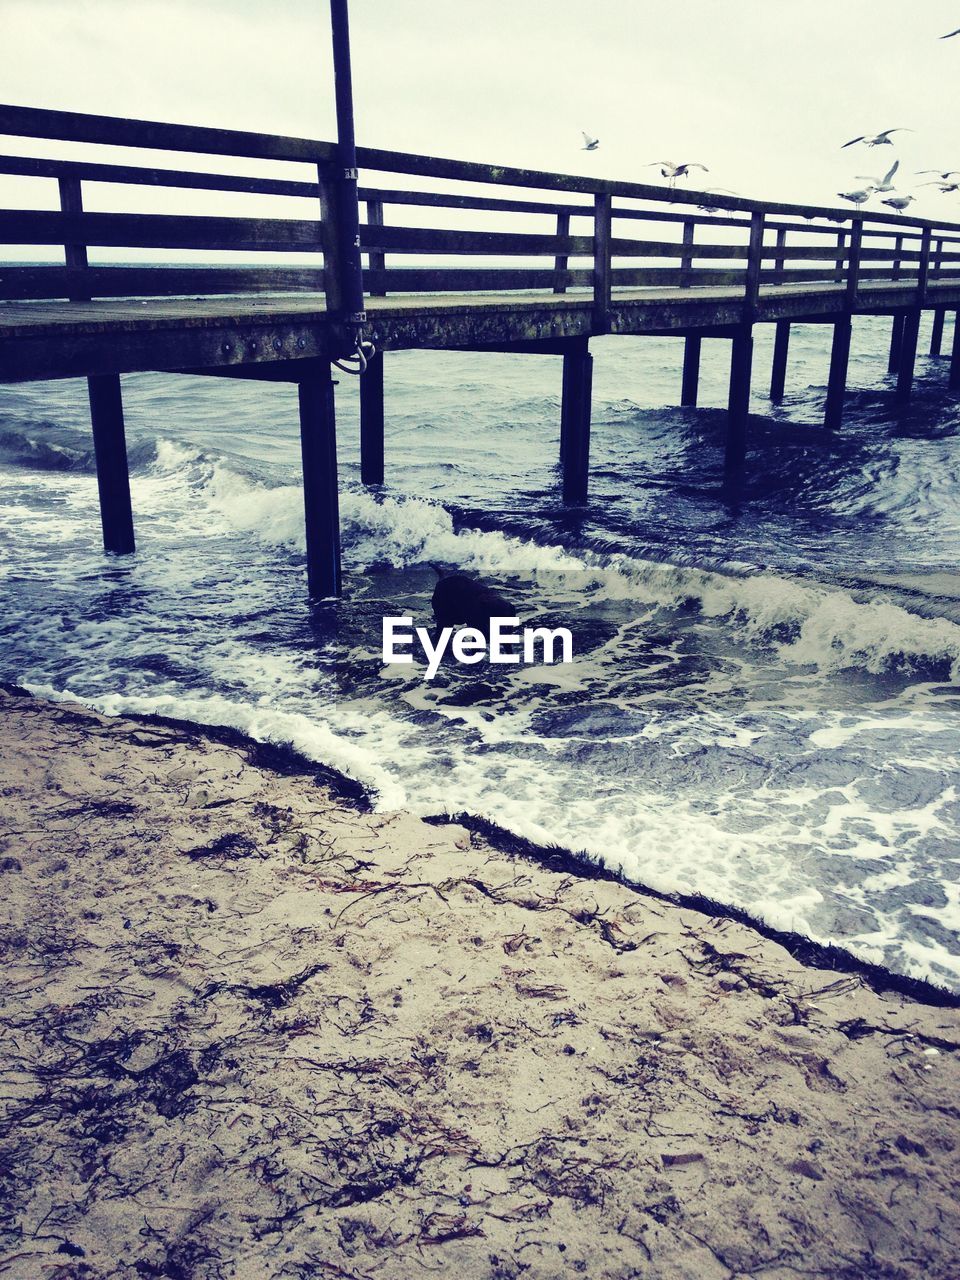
[2,103,960,597]
[2,103,960,316]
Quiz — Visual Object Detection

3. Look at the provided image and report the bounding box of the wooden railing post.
[845,216,863,309]
[592,192,612,332]
[318,165,345,314]
[59,174,136,555]
[833,229,847,283]
[553,210,570,294]
[892,233,903,281]
[57,175,90,301]
[917,226,932,306]
[679,219,695,288]
[366,198,385,297]
[774,226,787,284]
[744,211,764,316]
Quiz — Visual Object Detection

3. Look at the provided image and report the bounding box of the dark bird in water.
[431,569,515,636]
[842,128,911,148]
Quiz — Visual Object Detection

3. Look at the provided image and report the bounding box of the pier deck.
[3,280,959,382]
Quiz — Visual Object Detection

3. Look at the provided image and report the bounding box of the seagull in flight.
[842,128,911,148]
[922,180,960,193]
[881,194,916,212]
[838,187,875,207]
[647,160,709,179]
[646,160,709,190]
[917,169,960,180]
[695,187,739,211]
[940,27,960,38]
[581,132,599,151]
[855,160,899,192]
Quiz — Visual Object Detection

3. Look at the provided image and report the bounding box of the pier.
[2,88,960,595]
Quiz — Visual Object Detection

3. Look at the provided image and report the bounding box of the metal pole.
[328,0,365,335]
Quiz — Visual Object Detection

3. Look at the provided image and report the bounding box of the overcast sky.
[2,0,959,215]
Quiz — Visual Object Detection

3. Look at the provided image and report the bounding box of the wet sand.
[1,685,959,1279]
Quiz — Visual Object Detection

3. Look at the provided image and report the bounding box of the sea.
[2,314,960,991]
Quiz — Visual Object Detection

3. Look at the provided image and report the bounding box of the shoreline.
[5,680,956,1010]
[3,685,960,1277]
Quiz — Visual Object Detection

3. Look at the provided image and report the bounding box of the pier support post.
[560,339,592,505]
[87,374,135,555]
[298,366,341,598]
[681,334,701,407]
[930,307,945,358]
[359,349,384,485]
[769,321,790,402]
[725,325,753,478]
[824,319,852,431]
[950,311,960,392]
[887,314,904,375]
[896,309,921,401]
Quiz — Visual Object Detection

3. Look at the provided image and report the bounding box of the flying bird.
[695,187,739,210]
[842,129,912,148]
[881,194,916,212]
[647,160,709,179]
[838,188,875,207]
[581,132,599,151]
[940,27,960,38]
[646,160,709,190]
[917,169,960,179]
[921,180,960,193]
[855,160,899,192]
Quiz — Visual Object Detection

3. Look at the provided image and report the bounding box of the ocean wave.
[0,425,158,474]
[192,453,960,681]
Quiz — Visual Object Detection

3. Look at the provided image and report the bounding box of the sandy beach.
[2,684,959,1279]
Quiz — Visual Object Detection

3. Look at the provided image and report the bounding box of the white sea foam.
[193,450,960,681]
[8,413,960,993]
